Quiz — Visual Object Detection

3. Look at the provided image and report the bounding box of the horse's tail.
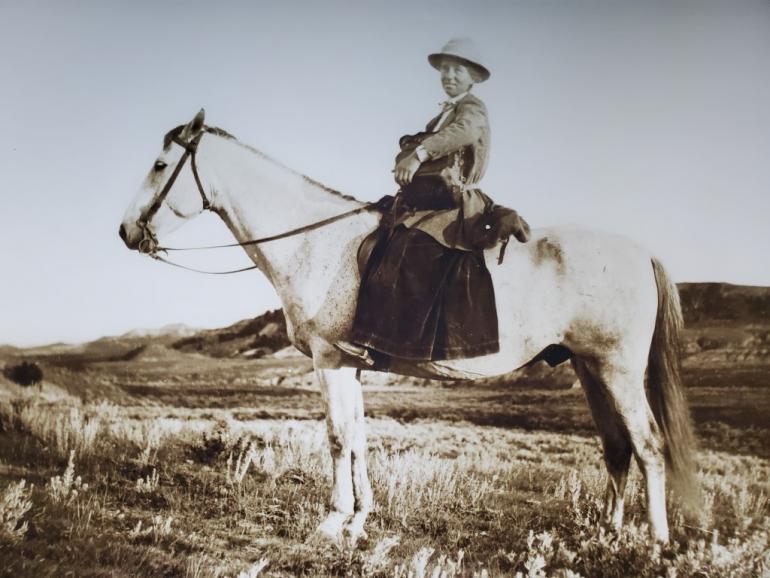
[648,258,700,511]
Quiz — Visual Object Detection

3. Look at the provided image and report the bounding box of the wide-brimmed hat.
[428,38,490,82]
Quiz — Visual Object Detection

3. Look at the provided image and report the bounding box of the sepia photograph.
[1,1,769,576]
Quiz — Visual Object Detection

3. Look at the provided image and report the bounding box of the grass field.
[0,351,768,577]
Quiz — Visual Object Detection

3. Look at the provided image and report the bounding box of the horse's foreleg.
[346,372,373,543]
[315,365,371,545]
[316,366,355,540]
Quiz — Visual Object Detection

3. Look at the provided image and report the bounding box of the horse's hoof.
[313,512,349,545]
[343,513,369,547]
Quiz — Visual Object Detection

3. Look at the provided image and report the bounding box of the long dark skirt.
[351,225,499,361]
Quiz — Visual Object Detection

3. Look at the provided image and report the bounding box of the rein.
[156,204,375,252]
[151,203,377,275]
[138,127,377,275]
[138,133,208,234]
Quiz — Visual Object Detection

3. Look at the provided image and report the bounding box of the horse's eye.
[154,160,167,171]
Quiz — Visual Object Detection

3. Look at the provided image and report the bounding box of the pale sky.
[1,0,769,347]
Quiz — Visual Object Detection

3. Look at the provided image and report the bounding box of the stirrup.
[334,341,375,367]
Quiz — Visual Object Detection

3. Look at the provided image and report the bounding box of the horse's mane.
[163,125,236,148]
[162,124,360,203]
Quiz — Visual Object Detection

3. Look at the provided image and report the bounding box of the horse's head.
[119,109,211,253]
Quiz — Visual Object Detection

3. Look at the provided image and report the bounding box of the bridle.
[135,126,377,274]
[136,129,210,255]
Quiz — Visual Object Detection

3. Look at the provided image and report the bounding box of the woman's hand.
[394,152,421,186]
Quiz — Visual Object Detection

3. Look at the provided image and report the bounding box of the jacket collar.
[440,90,471,110]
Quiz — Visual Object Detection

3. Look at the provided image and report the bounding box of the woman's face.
[440,60,474,97]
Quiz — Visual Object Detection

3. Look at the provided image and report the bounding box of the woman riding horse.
[120,96,697,546]
[339,38,528,365]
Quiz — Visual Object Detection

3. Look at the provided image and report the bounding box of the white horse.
[120,110,698,545]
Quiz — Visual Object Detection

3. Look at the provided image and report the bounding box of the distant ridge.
[678,282,770,324]
[172,309,288,359]
[0,345,21,355]
[123,342,203,362]
[121,323,200,340]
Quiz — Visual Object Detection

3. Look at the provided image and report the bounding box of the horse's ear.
[181,108,206,137]
[192,108,205,131]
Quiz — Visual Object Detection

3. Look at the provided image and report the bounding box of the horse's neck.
[201,134,374,315]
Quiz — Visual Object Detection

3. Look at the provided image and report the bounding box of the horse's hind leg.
[314,364,372,545]
[589,358,669,542]
[573,359,632,531]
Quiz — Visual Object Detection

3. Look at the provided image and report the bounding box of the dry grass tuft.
[0,480,33,542]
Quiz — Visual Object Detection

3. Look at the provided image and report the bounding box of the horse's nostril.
[119,224,127,242]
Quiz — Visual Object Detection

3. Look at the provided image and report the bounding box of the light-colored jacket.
[421,92,490,185]
[401,92,492,250]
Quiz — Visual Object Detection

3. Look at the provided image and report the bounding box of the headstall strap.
[171,131,210,211]
[190,143,210,211]
[139,130,210,230]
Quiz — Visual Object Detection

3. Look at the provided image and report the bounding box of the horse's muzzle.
[119,222,156,252]
[119,223,140,250]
